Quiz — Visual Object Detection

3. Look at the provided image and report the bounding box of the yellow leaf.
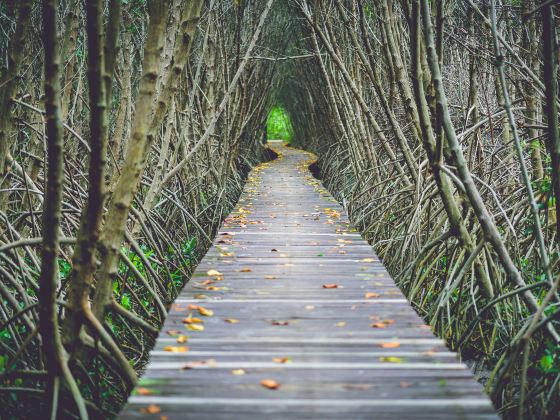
[163,346,189,352]
[224,318,240,324]
[182,316,203,324]
[176,335,189,344]
[231,369,245,375]
[362,258,375,263]
[207,269,222,276]
[240,267,252,272]
[335,321,346,327]
[186,324,205,332]
[379,356,404,363]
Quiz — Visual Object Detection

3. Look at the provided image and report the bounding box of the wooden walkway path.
[121,142,496,419]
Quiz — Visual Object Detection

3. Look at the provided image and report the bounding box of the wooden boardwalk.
[121,142,496,419]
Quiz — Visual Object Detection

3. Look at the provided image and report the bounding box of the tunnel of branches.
[0,0,559,419]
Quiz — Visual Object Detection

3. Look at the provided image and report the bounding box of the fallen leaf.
[335,321,347,327]
[188,304,199,310]
[399,381,413,388]
[182,360,210,370]
[163,346,189,352]
[365,292,380,299]
[197,306,214,317]
[379,341,400,348]
[231,369,245,375]
[371,322,387,328]
[272,357,292,364]
[224,318,240,324]
[305,305,315,310]
[322,283,341,289]
[207,269,222,276]
[141,404,161,414]
[260,379,281,390]
[176,335,189,344]
[136,387,152,395]
[167,330,181,336]
[379,356,404,363]
[272,320,289,326]
[271,248,278,252]
[182,316,203,324]
[240,267,252,272]
[264,275,278,279]
[186,324,205,332]
[362,258,375,263]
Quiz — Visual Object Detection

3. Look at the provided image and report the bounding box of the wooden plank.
[120,143,496,419]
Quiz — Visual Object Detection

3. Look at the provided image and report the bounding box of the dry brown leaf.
[322,283,341,289]
[197,306,214,317]
[224,318,240,324]
[141,404,161,414]
[136,387,152,395]
[271,320,289,326]
[365,292,380,299]
[272,357,292,364]
[371,322,387,329]
[264,275,278,279]
[260,379,281,390]
[379,341,400,348]
[240,267,252,272]
[182,316,203,324]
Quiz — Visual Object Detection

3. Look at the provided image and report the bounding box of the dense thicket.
[0,0,282,417]
[281,1,560,418]
[1,1,559,419]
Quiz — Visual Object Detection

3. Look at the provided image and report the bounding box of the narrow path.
[121,143,496,419]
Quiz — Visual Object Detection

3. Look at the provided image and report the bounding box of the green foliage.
[267,106,293,143]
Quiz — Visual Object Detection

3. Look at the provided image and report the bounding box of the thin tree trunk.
[41,0,87,417]
[542,3,560,242]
